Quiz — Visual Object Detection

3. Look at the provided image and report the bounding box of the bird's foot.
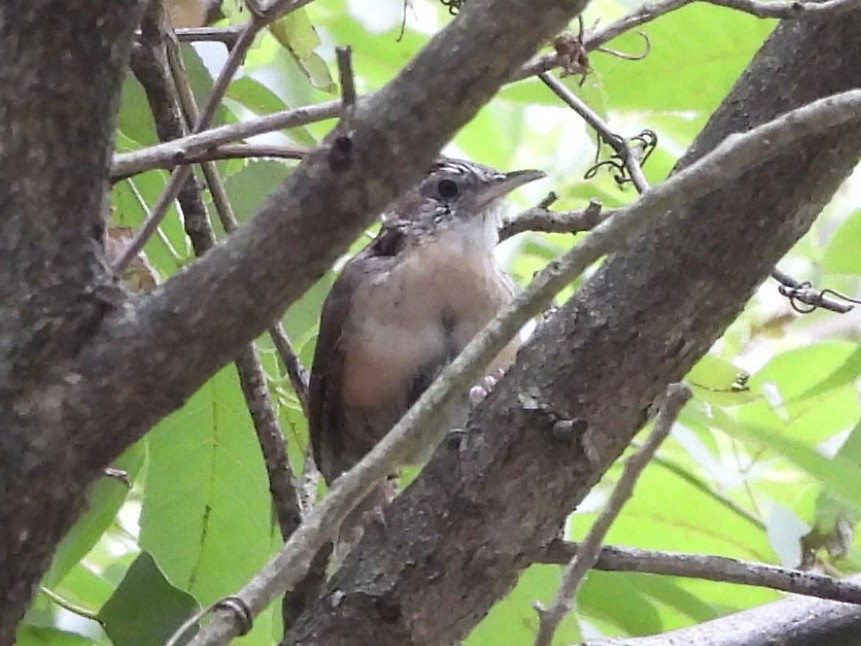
[468,368,506,405]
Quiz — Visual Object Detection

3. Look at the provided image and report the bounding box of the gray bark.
[0,1,146,641]
[284,9,861,646]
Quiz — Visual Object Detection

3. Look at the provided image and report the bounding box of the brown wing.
[309,225,409,483]
[308,265,359,484]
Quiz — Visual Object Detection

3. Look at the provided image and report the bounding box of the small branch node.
[214,596,254,636]
[538,191,558,210]
[328,134,355,172]
[336,46,357,110]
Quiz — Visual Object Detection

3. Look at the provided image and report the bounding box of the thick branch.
[0,0,146,640]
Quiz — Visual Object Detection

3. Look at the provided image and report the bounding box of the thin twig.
[541,70,853,317]
[540,71,649,192]
[336,46,356,109]
[536,540,861,605]
[500,199,607,240]
[118,0,857,184]
[533,383,691,646]
[129,0,214,263]
[110,101,338,180]
[166,20,303,538]
[168,32,310,445]
[707,0,860,18]
[770,267,855,314]
[175,26,245,48]
[167,35,310,628]
[270,322,310,416]
[113,143,308,179]
[516,0,857,82]
[186,90,861,646]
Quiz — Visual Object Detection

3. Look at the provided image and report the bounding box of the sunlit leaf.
[269,10,336,93]
[823,211,861,276]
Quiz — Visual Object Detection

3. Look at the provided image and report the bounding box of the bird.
[308,158,544,552]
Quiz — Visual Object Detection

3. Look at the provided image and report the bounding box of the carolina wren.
[308,159,543,546]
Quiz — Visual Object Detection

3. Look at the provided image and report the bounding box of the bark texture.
[0,2,145,641]
[284,9,861,646]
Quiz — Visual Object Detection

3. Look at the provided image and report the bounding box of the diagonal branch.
[538,540,861,605]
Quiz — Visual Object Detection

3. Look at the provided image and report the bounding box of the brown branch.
[130,0,212,255]
[131,15,307,637]
[534,383,691,646]
[269,322,310,416]
[771,267,855,313]
[499,200,608,240]
[538,540,861,605]
[113,143,308,179]
[0,0,147,637]
[118,0,858,185]
[516,0,857,82]
[539,69,854,318]
[707,0,860,17]
[110,102,338,179]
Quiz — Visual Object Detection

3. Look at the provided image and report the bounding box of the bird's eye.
[437,179,459,199]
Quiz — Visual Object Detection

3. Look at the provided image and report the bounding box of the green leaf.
[630,575,719,626]
[823,211,861,275]
[49,560,117,614]
[98,552,198,646]
[224,160,292,223]
[43,441,144,588]
[117,77,158,147]
[16,626,96,646]
[269,10,335,93]
[795,344,861,404]
[579,571,662,636]
[226,77,288,115]
[803,417,861,563]
[589,4,774,114]
[713,407,861,514]
[139,367,278,644]
[748,341,858,402]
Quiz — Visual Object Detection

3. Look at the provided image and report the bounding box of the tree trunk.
[0,2,145,641]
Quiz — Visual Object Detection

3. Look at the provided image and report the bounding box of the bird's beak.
[477,168,546,207]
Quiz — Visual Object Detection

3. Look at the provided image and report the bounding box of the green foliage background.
[21,1,861,644]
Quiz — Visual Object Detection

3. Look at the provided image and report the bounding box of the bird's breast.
[341,232,515,414]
